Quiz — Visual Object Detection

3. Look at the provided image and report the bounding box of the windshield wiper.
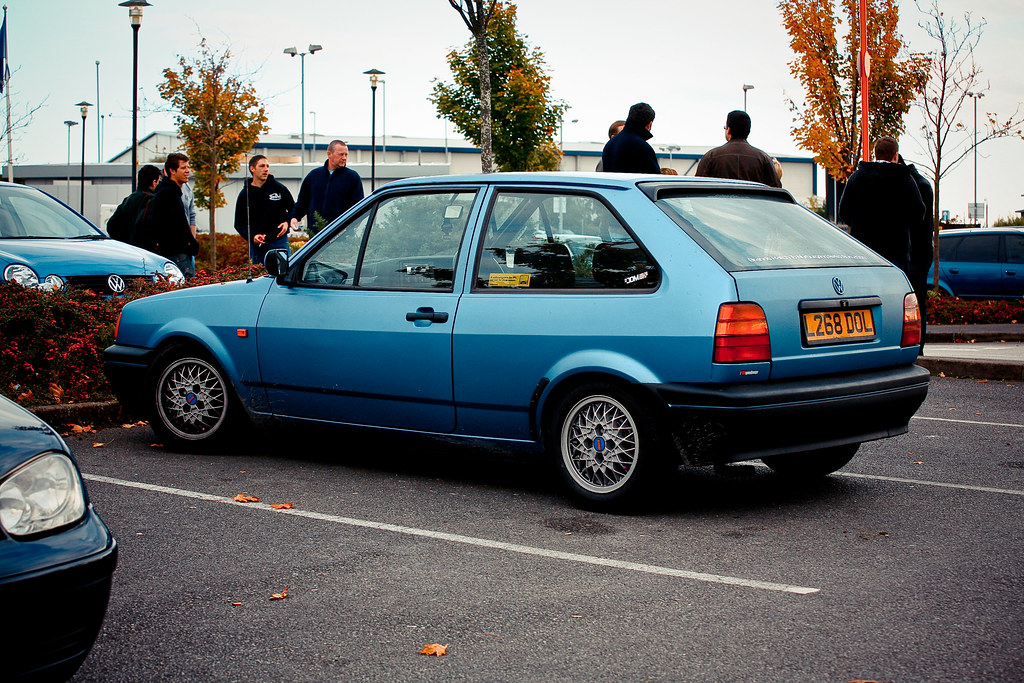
[67,234,108,240]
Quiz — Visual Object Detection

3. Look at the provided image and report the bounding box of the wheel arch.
[536,368,662,443]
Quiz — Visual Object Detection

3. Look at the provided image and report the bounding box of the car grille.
[64,274,155,295]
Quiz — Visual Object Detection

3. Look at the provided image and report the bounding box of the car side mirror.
[266,249,289,282]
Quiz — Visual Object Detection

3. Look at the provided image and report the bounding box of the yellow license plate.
[802,308,876,344]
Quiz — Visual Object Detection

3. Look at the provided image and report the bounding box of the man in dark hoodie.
[288,140,364,233]
[106,164,161,247]
[234,155,295,266]
[839,136,925,275]
[149,152,200,278]
[899,153,934,353]
[601,103,660,174]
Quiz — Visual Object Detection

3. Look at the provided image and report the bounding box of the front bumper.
[103,343,154,417]
[1,513,118,681]
[652,364,930,465]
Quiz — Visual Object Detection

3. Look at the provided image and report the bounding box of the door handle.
[949,268,959,274]
[1006,270,1017,276]
[406,307,449,323]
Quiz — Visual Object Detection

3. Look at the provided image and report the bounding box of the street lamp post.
[660,144,681,170]
[309,110,317,158]
[95,60,102,163]
[967,91,985,223]
[284,44,322,180]
[63,120,78,204]
[364,68,385,190]
[742,84,754,111]
[119,1,150,192]
[75,102,92,214]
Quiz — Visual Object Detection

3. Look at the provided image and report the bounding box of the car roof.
[380,172,787,194]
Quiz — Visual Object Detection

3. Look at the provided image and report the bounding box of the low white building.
[13,131,819,233]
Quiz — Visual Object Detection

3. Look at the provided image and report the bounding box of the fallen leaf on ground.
[232,602,243,606]
[977,379,989,383]
[913,461,924,465]
[92,442,106,448]
[270,503,295,509]
[269,585,290,600]
[150,443,164,448]
[67,423,97,434]
[420,643,448,656]
[233,494,260,503]
[121,420,149,428]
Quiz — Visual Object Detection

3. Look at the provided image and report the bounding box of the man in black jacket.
[148,152,200,278]
[900,153,934,353]
[234,155,295,266]
[106,164,161,247]
[288,140,364,233]
[839,136,925,275]
[601,103,660,174]
[696,110,781,187]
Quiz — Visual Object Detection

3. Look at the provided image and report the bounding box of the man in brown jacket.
[696,110,781,187]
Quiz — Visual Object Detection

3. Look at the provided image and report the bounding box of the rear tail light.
[714,303,771,363]
[901,292,922,347]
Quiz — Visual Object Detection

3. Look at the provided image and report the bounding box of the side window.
[955,235,999,263]
[1004,235,1024,265]
[938,235,962,261]
[300,210,370,286]
[475,191,659,291]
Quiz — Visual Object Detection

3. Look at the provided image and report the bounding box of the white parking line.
[837,472,1024,496]
[912,415,1024,429]
[82,473,819,596]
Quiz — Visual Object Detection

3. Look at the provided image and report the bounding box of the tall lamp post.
[309,110,317,157]
[75,102,92,214]
[742,84,754,111]
[284,44,322,180]
[967,91,985,223]
[120,1,150,191]
[63,120,78,204]
[364,68,385,190]
[95,60,102,162]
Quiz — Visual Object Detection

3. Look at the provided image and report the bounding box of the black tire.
[148,347,240,449]
[761,443,860,478]
[547,381,667,510]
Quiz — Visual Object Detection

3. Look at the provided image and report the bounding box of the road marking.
[913,415,1024,429]
[82,473,819,596]
[837,472,1024,496]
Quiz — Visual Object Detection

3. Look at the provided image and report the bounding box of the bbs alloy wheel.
[155,356,229,442]
[559,392,641,496]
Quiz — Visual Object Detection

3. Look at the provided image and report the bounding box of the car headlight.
[0,452,86,537]
[3,263,40,287]
[163,261,185,284]
[40,274,66,292]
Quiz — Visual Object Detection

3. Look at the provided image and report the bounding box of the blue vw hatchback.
[0,182,183,294]
[0,395,117,680]
[104,173,929,508]
[927,227,1024,298]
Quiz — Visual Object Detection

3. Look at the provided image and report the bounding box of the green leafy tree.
[432,1,566,172]
[778,0,928,182]
[158,38,268,269]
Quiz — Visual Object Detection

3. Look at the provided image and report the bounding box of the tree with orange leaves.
[778,0,927,184]
[432,1,566,172]
[158,38,268,270]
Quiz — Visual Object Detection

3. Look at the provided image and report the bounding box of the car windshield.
[656,193,888,271]
[0,186,102,239]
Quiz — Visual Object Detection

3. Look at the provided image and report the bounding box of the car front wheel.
[150,350,236,449]
[761,443,859,478]
[549,383,666,509]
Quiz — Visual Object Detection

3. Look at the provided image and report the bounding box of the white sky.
[4,0,1023,221]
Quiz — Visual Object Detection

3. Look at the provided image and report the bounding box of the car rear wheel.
[150,349,238,449]
[549,382,666,509]
[761,443,859,478]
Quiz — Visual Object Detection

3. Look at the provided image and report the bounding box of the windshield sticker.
[624,271,649,285]
[489,273,532,288]
[747,254,869,263]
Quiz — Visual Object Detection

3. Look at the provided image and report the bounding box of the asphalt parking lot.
[68,375,1022,682]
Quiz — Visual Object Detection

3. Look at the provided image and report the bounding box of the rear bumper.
[651,364,930,464]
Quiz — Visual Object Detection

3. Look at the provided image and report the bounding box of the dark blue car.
[928,227,1024,298]
[0,395,117,681]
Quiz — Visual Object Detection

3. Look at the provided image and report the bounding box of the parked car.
[0,181,184,294]
[927,227,1024,298]
[104,173,929,509]
[0,395,117,681]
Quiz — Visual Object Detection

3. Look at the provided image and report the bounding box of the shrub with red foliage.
[927,295,1024,325]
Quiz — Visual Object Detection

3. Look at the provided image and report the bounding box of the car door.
[1002,234,1024,297]
[945,234,1001,297]
[255,189,479,432]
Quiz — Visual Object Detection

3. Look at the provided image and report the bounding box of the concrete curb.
[30,400,123,427]
[915,358,1024,381]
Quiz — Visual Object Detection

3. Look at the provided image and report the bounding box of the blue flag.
[0,9,9,94]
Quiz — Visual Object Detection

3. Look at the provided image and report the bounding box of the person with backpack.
[106,165,161,248]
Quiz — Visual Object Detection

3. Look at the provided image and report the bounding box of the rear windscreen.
[656,193,889,271]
